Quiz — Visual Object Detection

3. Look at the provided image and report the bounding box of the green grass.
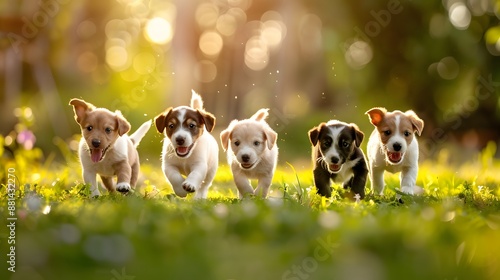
[1,144,500,280]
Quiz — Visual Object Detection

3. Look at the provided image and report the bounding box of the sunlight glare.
[145,17,173,45]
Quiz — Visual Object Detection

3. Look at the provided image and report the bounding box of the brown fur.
[69,98,148,196]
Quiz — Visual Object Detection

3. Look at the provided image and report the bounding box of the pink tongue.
[389,152,401,162]
[91,149,103,163]
[177,147,188,155]
[330,164,341,171]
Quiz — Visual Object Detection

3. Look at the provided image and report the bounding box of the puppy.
[308,120,368,199]
[366,107,424,196]
[220,109,278,198]
[154,90,218,199]
[69,98,151,197]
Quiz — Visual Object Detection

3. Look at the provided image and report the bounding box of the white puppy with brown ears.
[220,109,278,198]
[69,99,151,197]
[154,90,218,199]
[366,107,424,196]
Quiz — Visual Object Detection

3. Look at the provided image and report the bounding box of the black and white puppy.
[308,120,368,199]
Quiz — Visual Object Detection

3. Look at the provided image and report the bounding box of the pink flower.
[17,129,36,150]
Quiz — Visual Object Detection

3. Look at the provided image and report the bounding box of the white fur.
[160,93,218,199]
[367,116,420,196]
[221,111,278,198]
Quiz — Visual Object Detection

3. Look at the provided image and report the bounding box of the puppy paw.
[401,185,414,195]
[182,181,197,193]
[116,182,131,193]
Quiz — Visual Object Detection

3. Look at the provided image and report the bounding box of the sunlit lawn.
[1,144,500,280]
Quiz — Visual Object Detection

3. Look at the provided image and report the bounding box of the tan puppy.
[69,99,151,197]
[154,91,218,199]
[366,107,424,196]
[220,109,278,198]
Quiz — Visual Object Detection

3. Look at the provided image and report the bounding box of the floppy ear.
[220,128,231,151]
[69,98,95,124]
[263,126,278,150]
[308,123,325,146]
[197,110,216,132]
[115,111,131,136]
[350,123,364,147]
[365,107,387,126]
[154,108,172,133]
[406,110,424,136]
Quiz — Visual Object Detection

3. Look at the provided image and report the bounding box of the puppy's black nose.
[176,137,185,145]
[242,154,250,163]
[331,156,340,164]
[393,143,402,151]
[91,139,100,148]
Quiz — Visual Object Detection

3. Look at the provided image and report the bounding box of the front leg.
[100,176,115,193]
[347,160,368,199]
[232,167,254,198]
[253,174,273,198]
[114,160,132,193]
[164,165,188,197]
[83,170,100,197]
[400,165,418,195]
[370,165,386,195]
[182,163,208,194]
[313,166,332,197]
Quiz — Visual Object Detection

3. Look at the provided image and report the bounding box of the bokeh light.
[345,40,373,70]
[245,35,269,71]
[106,46,128,71]
[199,31,224,57]
[145,17,173,45]
[194,60,217,83]
[448,2,471,30]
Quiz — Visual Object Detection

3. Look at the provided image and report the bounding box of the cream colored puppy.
[220,109,278,198]
[69,98,151,197]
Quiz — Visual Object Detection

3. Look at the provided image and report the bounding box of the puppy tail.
[190,90,204,110]
[130,120,152,147]
[250,108,269,121]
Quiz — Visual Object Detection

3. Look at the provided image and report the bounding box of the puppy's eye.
[105,127,112,134]
[86,126,93,131]
[383,130,391,136]
[234,140,240,146]
[189,123,196,129]
[342,141,349,148]
[404,131,411,137]
[322,140,331,148]
[253,141,260,146]
[168,124,175,129]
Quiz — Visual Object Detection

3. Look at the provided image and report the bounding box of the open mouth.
[240,161,256,169]
[176,144,194,157]
[329,164,342,173]
[89,146,110,163]
[387,151,403,163]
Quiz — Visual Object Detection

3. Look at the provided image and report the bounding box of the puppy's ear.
[115,111,131,136]
[69,98,95,124]
[350,123,364,147]
[406,110,424,136]
[264,126,278,150]
[365,107,387,126]
[154,108,172,133]
[220,128,231,151]
[308,124,324,146]
[198,110,216,132]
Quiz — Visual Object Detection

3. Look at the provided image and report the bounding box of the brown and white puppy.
[220,109,278,198]
[308,120,368,199]
[154,90,218,199]
[69,98,151,197]
[366,108,424,196]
